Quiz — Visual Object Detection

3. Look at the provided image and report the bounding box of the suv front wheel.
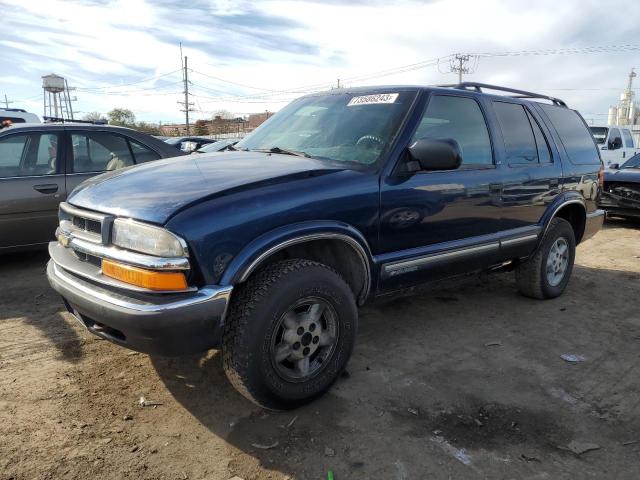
[222,259,357,410]
[516,217,576,299]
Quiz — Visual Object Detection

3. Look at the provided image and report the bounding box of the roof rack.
[438,82,567,107]
[0,108,27,113]
[43,116,107,125]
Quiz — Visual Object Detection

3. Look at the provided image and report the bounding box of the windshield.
[621,153,640,169]
[236,90,417,166]
[198,139,235,153]
[589,127,608,145]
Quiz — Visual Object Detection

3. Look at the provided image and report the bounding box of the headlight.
[112,219,186,257]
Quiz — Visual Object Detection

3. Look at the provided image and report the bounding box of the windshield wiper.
[255,146,312,158]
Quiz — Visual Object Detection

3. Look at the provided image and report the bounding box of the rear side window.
[622,129,634,148]
[129,139,161,163]
[412,95,493,166]
[493,102,538,165]
[71,132,134,172]
[540,104,600,165]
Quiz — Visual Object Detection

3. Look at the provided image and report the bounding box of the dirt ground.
[2,219,640,480]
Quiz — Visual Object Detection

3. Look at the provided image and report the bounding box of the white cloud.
[1,0,638,123]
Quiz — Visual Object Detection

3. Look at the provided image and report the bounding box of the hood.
[604,168,640,183]
[68,152,344,224]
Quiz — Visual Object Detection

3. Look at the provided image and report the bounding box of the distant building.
[159,111,273,137]
[247,111,272,129]
[159,123,188,136]
[607,69,640,144]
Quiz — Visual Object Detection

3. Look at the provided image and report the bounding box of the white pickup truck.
[0,108,40,125]
[589,125,638,169]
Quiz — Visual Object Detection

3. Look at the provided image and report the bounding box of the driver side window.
[412,95,493,166]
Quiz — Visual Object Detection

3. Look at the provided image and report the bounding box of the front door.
[0,130,65,249]
[378,93,504,290]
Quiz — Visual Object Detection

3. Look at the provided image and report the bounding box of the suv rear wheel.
[222,259,357,410]
[516,217,576,299]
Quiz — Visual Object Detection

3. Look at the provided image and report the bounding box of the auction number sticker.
[347,93,399,106]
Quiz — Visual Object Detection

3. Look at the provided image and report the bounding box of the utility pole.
[450,54,472,84]
[3,94,13,109]
[177,46,194,134]
[337,78,341,89]
[178,55,193,135]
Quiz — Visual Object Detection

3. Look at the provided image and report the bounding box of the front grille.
[605,182,640,203]
[72,215,102,235]
[59,202,108,245]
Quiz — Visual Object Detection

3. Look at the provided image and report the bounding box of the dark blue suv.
[47,83,604,409]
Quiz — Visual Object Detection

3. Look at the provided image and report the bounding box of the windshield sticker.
[347,93,399,106]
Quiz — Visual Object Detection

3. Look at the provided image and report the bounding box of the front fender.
[219,220,373,289]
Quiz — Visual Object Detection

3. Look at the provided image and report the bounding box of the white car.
[589,125,637,169]
[0,108,40,125]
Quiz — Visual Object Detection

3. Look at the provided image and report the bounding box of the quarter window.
[622,129,634,148]
[129,139,160,163]
[71,132,134,173]
[412,95,493,166]
[539,104,599,165]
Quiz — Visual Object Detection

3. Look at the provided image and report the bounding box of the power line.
[74,69,183,91]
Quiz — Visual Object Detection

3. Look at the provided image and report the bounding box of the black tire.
[222,259,357,410]
[515,218,576,299]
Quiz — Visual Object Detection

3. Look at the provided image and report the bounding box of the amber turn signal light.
[102,259,188,291]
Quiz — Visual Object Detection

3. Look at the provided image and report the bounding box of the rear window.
[0,116,26,124]
[540,104,600,165]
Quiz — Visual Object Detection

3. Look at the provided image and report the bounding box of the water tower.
[42,74,74,121]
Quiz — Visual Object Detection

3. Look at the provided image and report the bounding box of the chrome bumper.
[47,258,233,355]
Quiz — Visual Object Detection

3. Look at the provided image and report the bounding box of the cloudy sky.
[1,0,638,124]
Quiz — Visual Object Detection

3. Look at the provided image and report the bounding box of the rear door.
[0,129,65,249]
[64,129,136,196]
[491,101,562,257]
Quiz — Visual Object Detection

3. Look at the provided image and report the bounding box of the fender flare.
[540,193,587,240]
[220,221,373,302]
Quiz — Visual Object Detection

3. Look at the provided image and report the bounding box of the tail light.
[598,165,604,187]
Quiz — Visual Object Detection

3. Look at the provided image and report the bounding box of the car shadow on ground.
[0,249,84,362]
[150,263,640,479]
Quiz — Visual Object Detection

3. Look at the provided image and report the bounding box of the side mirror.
[610,163,620,170]
[408,138,462,171]
[608,137,623,150]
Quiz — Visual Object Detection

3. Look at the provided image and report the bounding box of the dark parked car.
[0,123,182,252]
[47,83,604,409]
[164,136,217,153]
[598,153,640,218]
[194,138,242,154]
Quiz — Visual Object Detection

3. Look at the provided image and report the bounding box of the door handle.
[489,183,503,193]
[33,184,59,194]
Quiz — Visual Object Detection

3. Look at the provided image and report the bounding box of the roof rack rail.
[1,107,27,113]
[438,82,567,107]
[43,116,108,125]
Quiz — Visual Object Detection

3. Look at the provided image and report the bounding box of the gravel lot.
[2,220,640,480]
